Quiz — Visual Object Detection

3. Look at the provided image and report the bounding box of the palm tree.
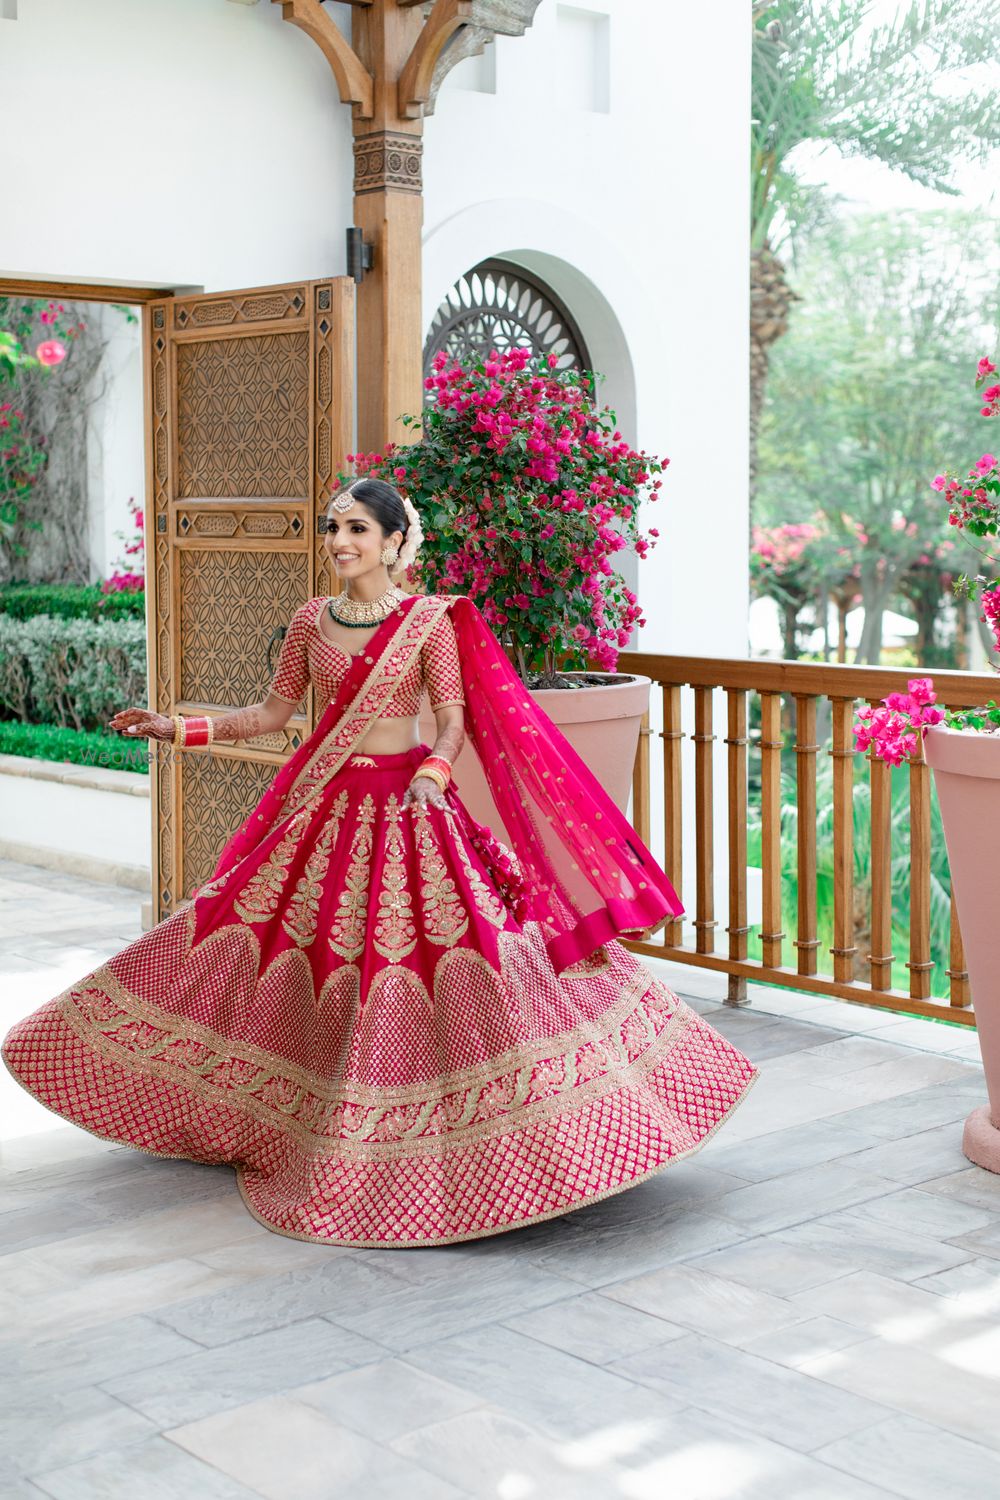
[751,0,1000,497]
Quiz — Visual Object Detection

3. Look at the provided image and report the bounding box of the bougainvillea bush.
[339,347,668,685]
[101,495,145,594]
[858,357,1000,762]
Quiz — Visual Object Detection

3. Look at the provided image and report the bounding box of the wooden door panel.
[144,279,354,920]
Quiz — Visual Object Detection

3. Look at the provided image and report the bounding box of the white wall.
[85,304,144,581]
[0,0,352,290]
[424,0,751,660]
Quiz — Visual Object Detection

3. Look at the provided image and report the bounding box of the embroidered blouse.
[268,596,465,716]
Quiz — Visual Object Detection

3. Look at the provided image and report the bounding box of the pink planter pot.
[419,671,652,842]
[924,723,1000,1172]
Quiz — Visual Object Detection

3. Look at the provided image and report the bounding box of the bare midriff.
[352,714,423,755]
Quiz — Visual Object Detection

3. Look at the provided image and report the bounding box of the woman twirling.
[2,479,758,1248]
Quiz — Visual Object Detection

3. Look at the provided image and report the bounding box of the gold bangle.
[205,716,215,747]
[171,714,185,748]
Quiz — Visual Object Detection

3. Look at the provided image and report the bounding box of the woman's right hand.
[109,707,175,741]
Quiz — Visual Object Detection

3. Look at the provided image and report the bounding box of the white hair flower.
[391,494,424,577]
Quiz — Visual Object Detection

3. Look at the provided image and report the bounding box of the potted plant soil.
[855,356,1000,1171]
[339,346,668,830]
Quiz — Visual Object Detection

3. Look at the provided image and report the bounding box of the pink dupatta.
[196,592,682,973]
[448,595,682,972]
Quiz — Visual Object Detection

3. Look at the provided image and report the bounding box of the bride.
[2,478,758,1248]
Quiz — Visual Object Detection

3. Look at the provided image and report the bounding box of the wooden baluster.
[830,697,858,983]
[907,732,933,1000]
[631,708,651,847]
[867,698,894,991]
[794,694,820,976]
[759,691,784,970]
[661,684,683,946]
[725,689,749,1005]
[947,889,971,1008]
[693,686,717,955]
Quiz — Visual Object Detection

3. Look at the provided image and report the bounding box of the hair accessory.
[330,480,362,514]
[391,494,424,577]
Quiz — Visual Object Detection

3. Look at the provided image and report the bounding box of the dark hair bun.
[338,478,408,538]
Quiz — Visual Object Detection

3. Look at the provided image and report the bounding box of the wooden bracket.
[398,0,471,120]
[272,0,375,118]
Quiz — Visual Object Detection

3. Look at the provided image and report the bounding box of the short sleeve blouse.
[267,596,465,715]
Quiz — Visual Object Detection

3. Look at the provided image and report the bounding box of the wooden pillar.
[275,0,541,452]
[352,1,426,451]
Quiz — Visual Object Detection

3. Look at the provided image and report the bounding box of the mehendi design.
[211,705,268,742]
[428,722,464,769]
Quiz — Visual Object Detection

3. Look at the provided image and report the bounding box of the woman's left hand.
[402,774,448,810]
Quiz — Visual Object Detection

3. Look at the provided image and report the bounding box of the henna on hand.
[109,707,174,741]
[210,704,268,743]
[402,774,449,810]
[428,722,463,768]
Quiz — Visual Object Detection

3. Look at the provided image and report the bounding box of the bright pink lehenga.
[3,593,758,1247]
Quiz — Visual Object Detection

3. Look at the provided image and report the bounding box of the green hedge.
[0,615,147,731]
[0,583,145,623]
[0,720,150,774]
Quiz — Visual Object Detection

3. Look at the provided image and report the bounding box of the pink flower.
[35,340,67,367]
[931,474,947,491]
[975,454,997,475]
[906,678,935,705]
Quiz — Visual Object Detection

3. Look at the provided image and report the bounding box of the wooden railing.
[618,654,999,1027]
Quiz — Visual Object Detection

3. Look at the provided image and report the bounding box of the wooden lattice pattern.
[175,333,310,498]
[178,549,309,708]
[181,754,278,897]
[144,279,354,921]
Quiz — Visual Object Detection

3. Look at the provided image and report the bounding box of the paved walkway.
[1,860,998,1499]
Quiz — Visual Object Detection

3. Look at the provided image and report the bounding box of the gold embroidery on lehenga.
[412,803,469,947]
[57,952,689,1162]
[329,795,375,961]
[444,806,508,928]
[233,812,308,924]
[374,795,417,961]
[282,789,350,948]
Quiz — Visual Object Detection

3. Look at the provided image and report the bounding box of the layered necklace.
[327,583,407,628]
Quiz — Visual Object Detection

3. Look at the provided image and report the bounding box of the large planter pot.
[924,723,1000,1171]
[418,671,651,841]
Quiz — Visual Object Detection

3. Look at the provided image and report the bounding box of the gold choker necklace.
[327,585,407,627]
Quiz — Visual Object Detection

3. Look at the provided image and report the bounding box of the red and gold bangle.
[415,765,449,795]
[419,756,452,783]
[172,715,214,749]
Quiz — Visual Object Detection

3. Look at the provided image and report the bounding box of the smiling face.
[323,500,403,584]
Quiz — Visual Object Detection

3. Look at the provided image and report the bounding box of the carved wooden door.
[143,279,354,922]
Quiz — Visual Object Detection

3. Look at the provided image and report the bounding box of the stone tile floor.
[1,858,999,1498]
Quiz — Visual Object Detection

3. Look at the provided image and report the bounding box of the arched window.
[423,259,590,378]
